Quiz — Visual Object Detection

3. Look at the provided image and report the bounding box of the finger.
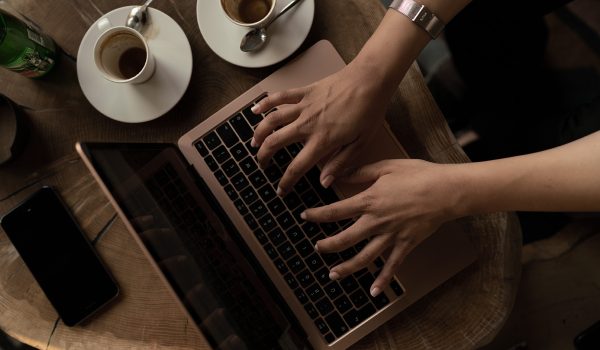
[314,217,372,252]
[276,140,324,195]
[319,140,364,188]
[369,242,412,297]
[256,122,304,169]
[252,106,302,147]
[301,193,367,223]
[251,88,306,114]
[328,234,393,280]
[341,160,395,184]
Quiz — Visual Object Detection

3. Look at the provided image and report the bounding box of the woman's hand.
[251,62,394,196]
[300,159,465,297]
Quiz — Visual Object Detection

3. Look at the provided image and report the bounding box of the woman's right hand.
[251,62,394,195]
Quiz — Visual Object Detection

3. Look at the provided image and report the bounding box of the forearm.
[455,132,600,214]
[350,0,471,93]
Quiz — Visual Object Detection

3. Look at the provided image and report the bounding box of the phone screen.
[0,186,119,326]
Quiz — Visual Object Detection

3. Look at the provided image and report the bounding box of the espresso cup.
[93,18,155,84]
[220,0,278,28]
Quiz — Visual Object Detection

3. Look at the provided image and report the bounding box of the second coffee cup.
[93,18,155,84]
[221,0,278,28]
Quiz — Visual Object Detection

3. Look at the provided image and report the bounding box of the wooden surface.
[0,0,521,349]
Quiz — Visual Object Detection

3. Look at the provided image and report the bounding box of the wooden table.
[0,0,522,349]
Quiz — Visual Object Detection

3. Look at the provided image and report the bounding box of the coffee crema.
[238,0,272,23]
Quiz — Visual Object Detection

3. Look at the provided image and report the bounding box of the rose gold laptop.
[76,40,476,350]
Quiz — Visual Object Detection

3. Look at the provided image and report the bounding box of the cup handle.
[97,17,112,31]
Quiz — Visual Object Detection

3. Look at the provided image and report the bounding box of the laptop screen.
[80,143,308,350]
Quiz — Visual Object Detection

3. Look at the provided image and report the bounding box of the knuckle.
[354,251,373,267]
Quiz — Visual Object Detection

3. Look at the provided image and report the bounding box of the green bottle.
[0,9,56,78]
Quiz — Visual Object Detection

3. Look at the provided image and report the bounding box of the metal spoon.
[240,0,304,52]
[126,0,154,32]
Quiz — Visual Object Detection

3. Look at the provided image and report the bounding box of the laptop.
[76,40,476,350]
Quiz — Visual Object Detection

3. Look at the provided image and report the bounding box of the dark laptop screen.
[80,143,308,350]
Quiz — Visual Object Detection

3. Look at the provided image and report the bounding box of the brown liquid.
[238,0,272,23]
[118,47,146,79]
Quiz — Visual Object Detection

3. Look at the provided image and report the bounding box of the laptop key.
[340,276,359,294]
[297,269,315,288]
[283,273,298,289]
[302,222,320,238]
[286,225,303,244]
[203,131,221,150]
[268,228,286,246]
[357,273,375,294]
[258,184,277,202]
[194,140,209,156]
[371,292,390,309]
[304,303,319,320]
[294,288,308,304]
[274,258,288,275]
[306,283,324,302]
[390,280,404,296]
[204,155,218,171]
[320,222,339,235]
[277,241,295,261]
[374,257,385,268]
[233,199,248,215]
[240,156,258,175]
[248,170,267,188]
[240,187,258,205]
[324,312,349,338]
[243,214,258,230]
[267,197,285,217]
[264,243,278,260]
[217,122,238,147]
[245,140,258,156]
[296,239,313,258]
[322,253,342,267]
[288,256,306,274]
[314,267,330,285]
[222,159,240,177]
[334,295,353,314]
[230,143,249,161]
[276,212,294,230]
[287,143,301,158]
[324,333,335,344]
[315,298,334,316]
[213,145,231,164]
[274,149,292,168]
[249,201,268,218]
[231,173,249,191]
[349,290,369,308]
[305,253,324,272]
[314,318,330,335]
[340,247,357,261]
[343,309,362,328]
[259,214,277,232]
[230,113,254,141]
[293,177,310,194]
[224,185,238,201]
[283,192,302,210]
[264,164,283,183]
[243,105,263,126]
[254,228,268,245]
[358,303,376,321]
[214,170,228,186]
[302,189,320,207]
[324,281,343,300]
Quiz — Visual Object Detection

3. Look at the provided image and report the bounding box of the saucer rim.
[77,6,193,123]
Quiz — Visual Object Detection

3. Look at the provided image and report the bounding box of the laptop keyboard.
[194,95,405,344]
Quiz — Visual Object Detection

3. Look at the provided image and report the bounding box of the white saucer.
[77,7,193,123]
[197,0,315,68]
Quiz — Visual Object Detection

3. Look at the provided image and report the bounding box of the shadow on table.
[0,329,35,350]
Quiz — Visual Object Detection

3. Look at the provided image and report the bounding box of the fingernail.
[329,271,340,280]
[370,287,381,297]
[321,175,334,188]
[314,243,319,252]
[300,211,307,220]
[250,138,258,148]
[251,104,260,114]
[276,186,284,197]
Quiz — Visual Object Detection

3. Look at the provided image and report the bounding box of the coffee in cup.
[221,0,277,28]
[93,18,155,84]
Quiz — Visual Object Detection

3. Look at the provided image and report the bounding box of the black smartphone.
[0,186,119,326]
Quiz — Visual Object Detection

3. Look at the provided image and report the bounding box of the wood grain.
[0,0,521,349]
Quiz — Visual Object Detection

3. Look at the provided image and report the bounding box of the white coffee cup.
[93,18,155,84]
[220,0,278,29]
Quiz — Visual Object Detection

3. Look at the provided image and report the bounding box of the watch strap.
[389,0,445,39]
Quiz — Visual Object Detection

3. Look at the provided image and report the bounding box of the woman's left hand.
[300,159,465,297]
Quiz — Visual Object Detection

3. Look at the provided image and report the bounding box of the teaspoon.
[240,0,304,53]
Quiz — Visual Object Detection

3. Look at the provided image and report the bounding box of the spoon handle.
[265,0,304,29]
[142,0,154,9]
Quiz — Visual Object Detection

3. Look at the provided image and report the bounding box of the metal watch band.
[389,0,445,39]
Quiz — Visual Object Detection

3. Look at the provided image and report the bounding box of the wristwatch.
[389,0,445,39]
